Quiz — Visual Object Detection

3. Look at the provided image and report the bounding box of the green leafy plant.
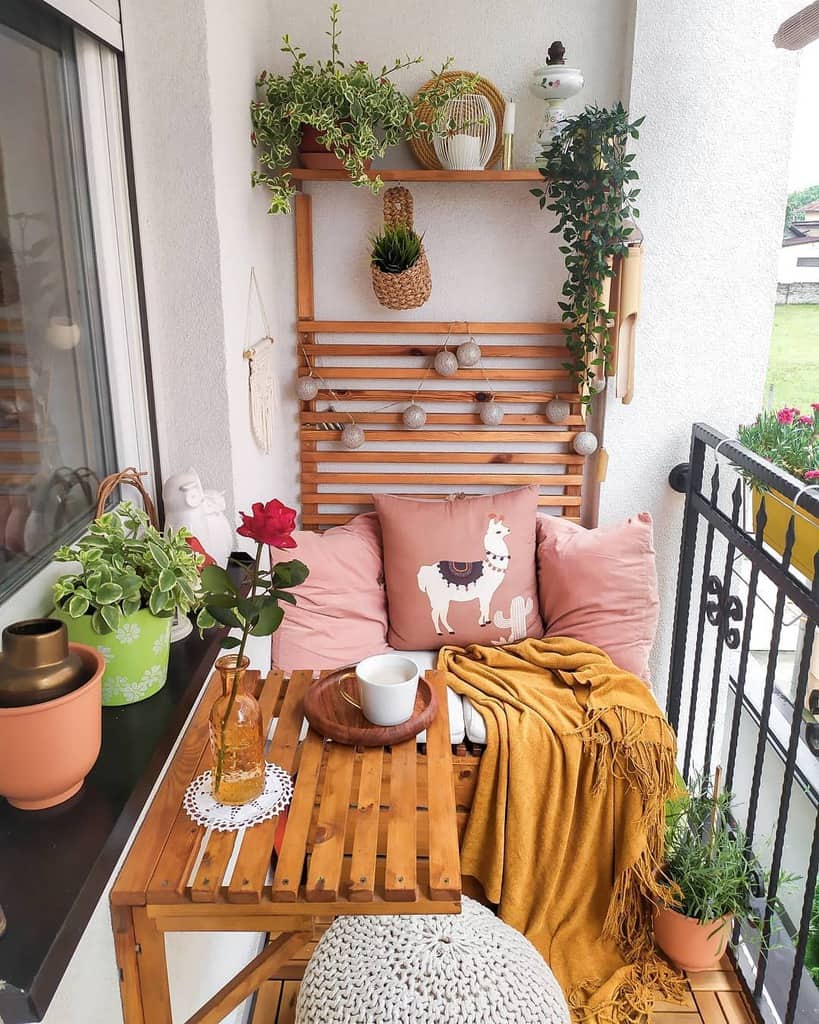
[532,103,643,408]
[52,502,203,635]
[738,404,819,489]
[663,779,761,927]
[251,4,476,214]
[371,224,423,274]
[785,183,819,231]
[805,883,819,984]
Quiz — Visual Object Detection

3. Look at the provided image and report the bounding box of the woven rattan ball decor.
[410,71,506,170]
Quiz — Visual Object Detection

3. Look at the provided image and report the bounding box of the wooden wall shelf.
[290,168,542,183]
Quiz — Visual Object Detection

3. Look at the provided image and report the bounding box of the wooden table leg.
[132,906,173,1024]
[111,904,146,1024]
[185,931,311,1024]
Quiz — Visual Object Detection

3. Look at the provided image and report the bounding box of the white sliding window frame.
[2,19,155,625]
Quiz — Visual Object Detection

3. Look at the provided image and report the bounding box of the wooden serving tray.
[303,667,438,747]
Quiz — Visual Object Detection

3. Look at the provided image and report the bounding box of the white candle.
[502,100,516,135]
[448,133,482,170]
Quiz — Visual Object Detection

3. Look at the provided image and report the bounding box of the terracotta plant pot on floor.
[0,643,104,809]
[654,906,733,972]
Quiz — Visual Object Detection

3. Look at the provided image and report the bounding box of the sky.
[788,43,819,191]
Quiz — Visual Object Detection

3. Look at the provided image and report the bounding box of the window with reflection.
[0,3,116,599]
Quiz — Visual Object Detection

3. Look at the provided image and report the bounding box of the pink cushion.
[271,513,390,673]
[374,487,543,650]
[535,513,658,680]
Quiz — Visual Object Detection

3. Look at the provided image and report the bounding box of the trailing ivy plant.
[532,103,643,408]
[251,4,476,214]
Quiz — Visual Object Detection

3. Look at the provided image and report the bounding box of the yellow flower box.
[752,489,818,581]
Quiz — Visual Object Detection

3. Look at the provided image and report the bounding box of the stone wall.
[777,281,819,303]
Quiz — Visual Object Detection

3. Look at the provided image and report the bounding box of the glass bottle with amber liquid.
[209,654,265,804]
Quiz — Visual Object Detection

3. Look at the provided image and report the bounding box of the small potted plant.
[655,777,765,971]
[251,4,476,214]
[738,404,818,579]
[52,502,204,706]
[370,187,431,310]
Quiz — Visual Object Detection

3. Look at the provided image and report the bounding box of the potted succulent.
[738,404,818,579]
[532,103,643,409]
[251,4,476,214]
[52,502,204,706]
[655,778,766,971]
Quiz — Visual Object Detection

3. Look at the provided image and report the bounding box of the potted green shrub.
[655,778,766,971]
[251,4,475,214]
[738,404,818,580]
[52,502,204,706]
[531,103,643,409]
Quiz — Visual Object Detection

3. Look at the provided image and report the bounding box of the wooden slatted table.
[110,668,461,1024]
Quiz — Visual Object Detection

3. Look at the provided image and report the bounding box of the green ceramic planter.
[53,608,171,707]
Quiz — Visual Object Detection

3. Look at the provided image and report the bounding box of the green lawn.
[766,304,819,411]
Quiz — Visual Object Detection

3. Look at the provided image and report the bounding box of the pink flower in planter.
[798,415,814,425]
[805,469,819,480]
[812,403,819,411]
[777,408,797,425]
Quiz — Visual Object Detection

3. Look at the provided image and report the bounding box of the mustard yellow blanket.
[438,637,686,1024]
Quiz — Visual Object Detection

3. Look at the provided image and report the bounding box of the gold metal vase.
[0,618,87,707]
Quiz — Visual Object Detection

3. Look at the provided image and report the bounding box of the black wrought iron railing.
[668,423,819,1024]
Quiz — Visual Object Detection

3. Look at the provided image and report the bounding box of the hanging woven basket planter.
[370,186,431,311]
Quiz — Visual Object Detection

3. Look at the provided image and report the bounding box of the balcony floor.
[249,953,755,1024]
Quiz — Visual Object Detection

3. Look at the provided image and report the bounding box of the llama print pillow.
[374,487,543,651]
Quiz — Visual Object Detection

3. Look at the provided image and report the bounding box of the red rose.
[237,499,297,549]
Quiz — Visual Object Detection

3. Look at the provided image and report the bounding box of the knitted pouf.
[295,896,570,1024]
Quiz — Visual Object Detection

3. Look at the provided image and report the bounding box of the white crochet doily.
[296,896,570,1024]
[183,763,293,832]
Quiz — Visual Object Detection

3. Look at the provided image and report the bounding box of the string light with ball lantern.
[295,326,512,445]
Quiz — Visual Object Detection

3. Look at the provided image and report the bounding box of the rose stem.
[215,540,264,791]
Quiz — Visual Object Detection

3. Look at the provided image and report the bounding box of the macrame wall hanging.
[242,268,279,454]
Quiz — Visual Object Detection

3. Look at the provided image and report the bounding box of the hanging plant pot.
[751,489,818,581]
[298,124,373,173]
[370,186,431,311]
[653,907,732,972]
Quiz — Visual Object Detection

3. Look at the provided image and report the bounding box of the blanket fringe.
[569,959,689,1024]
[576,706,682,959]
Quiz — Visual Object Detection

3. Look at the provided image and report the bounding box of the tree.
[785,184,819,231]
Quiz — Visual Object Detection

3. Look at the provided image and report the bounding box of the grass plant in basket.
[371,225,423,275]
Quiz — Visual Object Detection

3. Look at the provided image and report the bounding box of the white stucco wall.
[120,0,236,513]
[603,0,799,697]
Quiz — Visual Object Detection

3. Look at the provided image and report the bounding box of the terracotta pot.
[298,124,372,172]
[0,643,104,809]
[654,906,732,971]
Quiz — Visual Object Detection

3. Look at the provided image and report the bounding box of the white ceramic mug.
[340,654,419,727]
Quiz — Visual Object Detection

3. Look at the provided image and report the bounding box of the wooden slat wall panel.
[294,191,592,526]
